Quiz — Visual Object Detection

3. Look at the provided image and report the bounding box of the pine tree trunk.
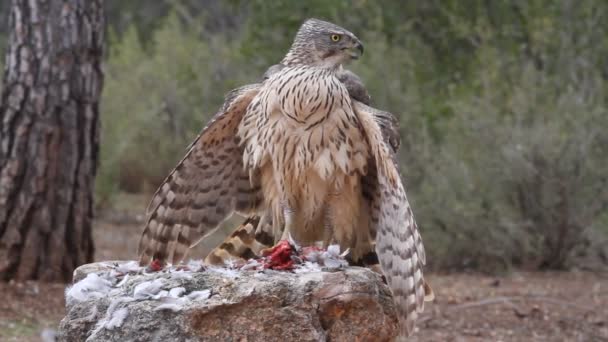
[0,0,104,282]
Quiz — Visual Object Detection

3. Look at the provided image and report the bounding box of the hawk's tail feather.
[204,216,274,265]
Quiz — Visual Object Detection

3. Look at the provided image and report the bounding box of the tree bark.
[0,0,104,282]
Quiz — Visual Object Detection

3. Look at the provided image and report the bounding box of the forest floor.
[1,194,607,341]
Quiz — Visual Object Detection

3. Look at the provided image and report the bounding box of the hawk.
[204,63,400,270]
[138,18,431,337]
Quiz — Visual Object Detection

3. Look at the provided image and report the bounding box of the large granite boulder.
[58,260,398,341]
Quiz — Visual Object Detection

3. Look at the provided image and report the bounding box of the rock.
[58,261,399,342]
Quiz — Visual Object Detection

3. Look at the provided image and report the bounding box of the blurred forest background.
[1,0,606,273]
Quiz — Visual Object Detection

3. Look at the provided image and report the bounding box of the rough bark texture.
[58,261,399,341]
[0,0,104,282]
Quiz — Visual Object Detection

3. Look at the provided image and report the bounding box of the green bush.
[97,13,261,205]
[414,61,607,271]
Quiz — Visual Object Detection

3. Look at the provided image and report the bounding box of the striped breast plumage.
[238,66,369,183]
[237,65,370,243]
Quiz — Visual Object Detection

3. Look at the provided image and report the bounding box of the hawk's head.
[282,18,364,68]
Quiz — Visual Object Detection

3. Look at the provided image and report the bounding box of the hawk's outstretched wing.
[138,84,264,266]
[354,101,433,337]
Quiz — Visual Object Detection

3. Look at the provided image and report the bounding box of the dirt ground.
[412,272,608,342]
[1,194,607,341]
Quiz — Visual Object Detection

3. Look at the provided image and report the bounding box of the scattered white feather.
[116,274,130,287]
[339,248,350,258]
[133,279,165,299]
[294,262,323,273]
[186,259,205,271]
[319,244,349,268]
[115,261,141,274]
[169,287,186,298]
[206,266,240,279]
[66,273,112,302]
[324,257,347,269]
[187,290,211,300]
[301,249,322,263]
[296,244,349,271]
[168,270,193,280]
[240,259,262,271]
[105,308,129,329]
[88,297,134,340]
[150,290,169,300]
[326,244,341,256]
[84,305,99,322]
[153,289,211,312]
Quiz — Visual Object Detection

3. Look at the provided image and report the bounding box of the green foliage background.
[1,0,606,271]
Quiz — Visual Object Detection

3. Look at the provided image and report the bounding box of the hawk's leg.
[279,172,327,245]
[254,211,275,244]
[280,204,295,242]
[321,211,334,250]
[325,176,373,263]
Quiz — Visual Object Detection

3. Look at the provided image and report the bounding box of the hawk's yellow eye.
[331,34,341,42]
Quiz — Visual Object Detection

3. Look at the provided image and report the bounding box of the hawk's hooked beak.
[349,41,364,60]
[355,41,364,56]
